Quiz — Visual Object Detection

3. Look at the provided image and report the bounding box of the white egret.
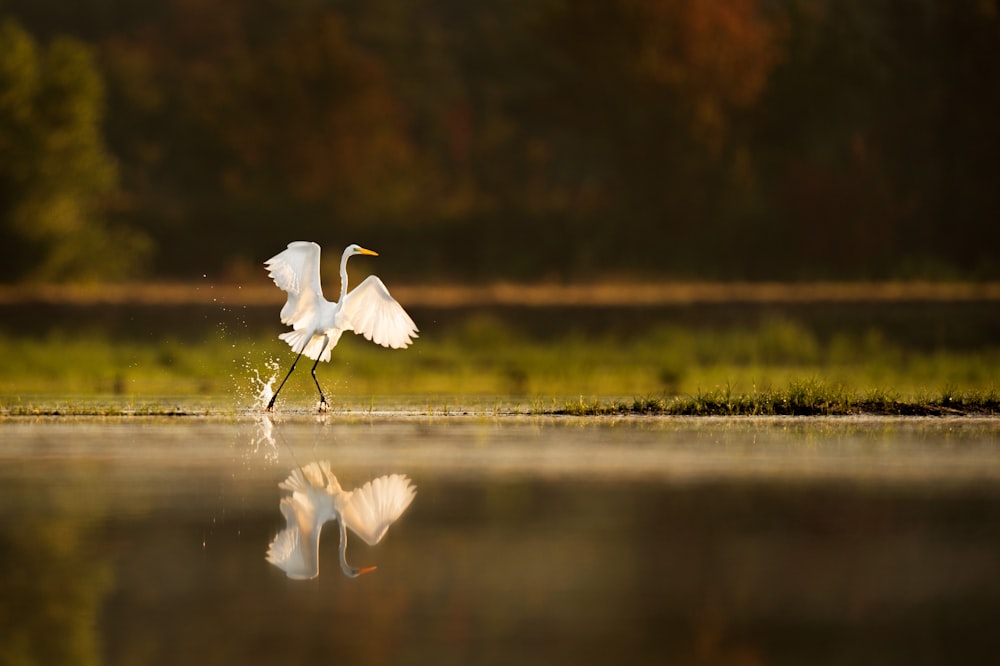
[264,241,418,411]
[265,461,416,579]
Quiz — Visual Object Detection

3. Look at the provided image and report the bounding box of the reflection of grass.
[0,314,998,414]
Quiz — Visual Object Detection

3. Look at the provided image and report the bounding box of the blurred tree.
[755,0,1000,279]
[99,0,421,277]
[504,0,786,277]
[631,0,783,152]
[2,1,998,282]
[0,18,149,282]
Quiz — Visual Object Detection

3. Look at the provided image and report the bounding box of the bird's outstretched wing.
[340,275,418,349]
[340,474,416,546]
[266,497,323,579]
[279,461,341,495]
[266,524,307,576]
[265,241,325,330]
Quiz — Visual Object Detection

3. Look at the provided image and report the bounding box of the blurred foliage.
[0,312,997,403]
[0,18,150,282]
[0,1,998,282]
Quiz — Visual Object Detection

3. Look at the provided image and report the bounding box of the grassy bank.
[3,385,998,418]
[560,383,1000,417]
[0,310,997,416]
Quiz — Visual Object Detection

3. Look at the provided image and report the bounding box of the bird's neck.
[339,253,351,302]
[337,519,358,577]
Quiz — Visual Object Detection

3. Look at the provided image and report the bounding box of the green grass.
[558,382,1000,416]
[1,314,998,416]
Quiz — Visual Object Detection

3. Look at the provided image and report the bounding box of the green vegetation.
[560,383,1000,417]
[0,19,149,282]
[1,314,997,417]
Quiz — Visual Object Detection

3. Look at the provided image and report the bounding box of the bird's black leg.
[311,336,331,412]
[266,351,304,411]
[310,357,328,411]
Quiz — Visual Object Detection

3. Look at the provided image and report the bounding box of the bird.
[265,461,417,579]
[263,241,418,412]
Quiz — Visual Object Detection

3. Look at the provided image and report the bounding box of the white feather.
[339,474,417,545]
[263,241,418,367]
[266,496,324,579]
[265,462,416,579]
[265,241,325,330]
[341,276,419,349]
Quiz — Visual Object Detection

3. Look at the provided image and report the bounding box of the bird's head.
[346,244,379,258]
[343,563,378,578]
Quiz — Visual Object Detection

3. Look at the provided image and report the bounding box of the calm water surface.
[2,416,999,665]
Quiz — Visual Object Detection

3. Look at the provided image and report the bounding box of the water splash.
[250,360,280,411]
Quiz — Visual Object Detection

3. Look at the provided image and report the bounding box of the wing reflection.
[266,461,416,579]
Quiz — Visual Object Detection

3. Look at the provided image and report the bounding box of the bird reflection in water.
[266,461,416,579]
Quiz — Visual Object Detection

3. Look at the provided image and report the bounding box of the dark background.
[2,0,998,283]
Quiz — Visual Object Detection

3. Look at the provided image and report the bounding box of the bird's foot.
[317,398,329,413]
